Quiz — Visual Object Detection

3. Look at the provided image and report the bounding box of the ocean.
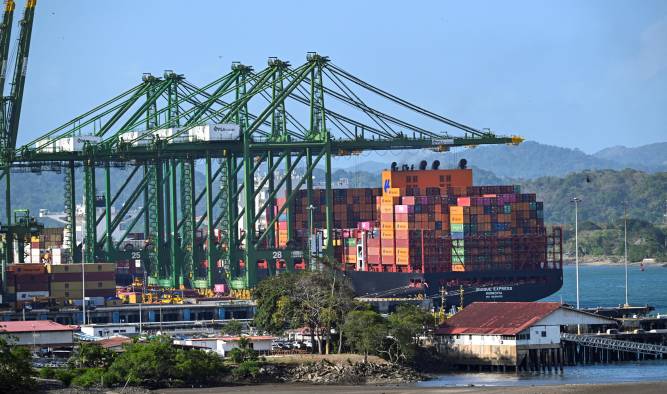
[543,264,667,314]
[420,264,667,387]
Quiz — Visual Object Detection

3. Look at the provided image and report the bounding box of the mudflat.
[157,381,667,394]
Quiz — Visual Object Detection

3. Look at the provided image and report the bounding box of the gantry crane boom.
[5,46,521,290]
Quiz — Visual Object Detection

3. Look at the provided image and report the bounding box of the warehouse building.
[435,302,617,372]
[0,320,76,349]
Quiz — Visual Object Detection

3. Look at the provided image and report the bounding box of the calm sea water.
[420,264,667,387]
[543,264,667,314]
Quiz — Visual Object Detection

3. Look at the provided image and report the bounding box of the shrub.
[38,366,56,379]
[53,368,79,387]
[71,368,107,388]
[231,360,261,381]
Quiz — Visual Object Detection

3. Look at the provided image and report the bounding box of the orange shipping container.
[452,264,465,272]
[395,222,409,231]
[381,229,395,239]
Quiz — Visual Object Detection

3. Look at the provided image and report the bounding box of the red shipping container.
[457,197,471,206]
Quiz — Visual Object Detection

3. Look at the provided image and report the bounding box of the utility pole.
[307,204,315,271]
[81,257,86,325]
[624,202,629,307]
[440,286,446,321]
[571,197,581,334]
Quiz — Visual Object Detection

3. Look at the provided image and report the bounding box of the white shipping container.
[119,131,151,146]
[35,138,58,153]
[17,291,50,300]
[153,127,187,143]
[57,135,102,152]
[189,123,240,142]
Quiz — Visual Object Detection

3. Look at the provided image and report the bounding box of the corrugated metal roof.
[0,320,77,333]
[435,302,562,336]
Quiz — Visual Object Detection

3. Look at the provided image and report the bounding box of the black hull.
[344,268,563,307]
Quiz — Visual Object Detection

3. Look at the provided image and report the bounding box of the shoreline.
[563,260,666,267]
[156,380,667,393]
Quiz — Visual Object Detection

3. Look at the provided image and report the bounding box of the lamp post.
[571,196,581,334]
[571,197,581,309]
[624,202,629,307]
[81,255,86,326]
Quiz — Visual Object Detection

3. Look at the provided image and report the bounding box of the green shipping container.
[451,247,465,256]
[452,239,465,247]
[451,223,464,232]
[451,255,465,264]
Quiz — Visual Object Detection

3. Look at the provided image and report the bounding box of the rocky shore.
[280,359,425,385]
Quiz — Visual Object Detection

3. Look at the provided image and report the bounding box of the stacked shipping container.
[6,264,49,303]
[46,263,116,301]
[319,168,550,274]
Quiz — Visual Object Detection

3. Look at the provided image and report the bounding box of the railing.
[561,333,667,356]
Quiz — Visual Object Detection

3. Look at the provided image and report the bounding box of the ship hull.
[344,268,563,306]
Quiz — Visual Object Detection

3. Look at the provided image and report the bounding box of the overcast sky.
[14,0,667,153]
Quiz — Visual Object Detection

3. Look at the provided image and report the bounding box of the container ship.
[273,161,563,306]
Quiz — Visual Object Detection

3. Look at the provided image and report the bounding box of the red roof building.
[0,320,76,348]
[0,320,77,333]
[436,302,562,335]
[434,302,617,372]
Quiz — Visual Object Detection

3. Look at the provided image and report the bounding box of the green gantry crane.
[1,1,523,292]
[0,0,36,286]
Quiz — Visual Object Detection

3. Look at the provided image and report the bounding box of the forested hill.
[520,169,666,225]
[2,167,665,228]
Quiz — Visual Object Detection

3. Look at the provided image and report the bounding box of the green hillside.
[520,169,667,225]
[561,220,667,262]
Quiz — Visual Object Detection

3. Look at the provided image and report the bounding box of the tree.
[69,342,116,369]
[0,336,35,393]
[253,268,355,354]
[253,273,303,334]
[221,319,243,336]
[343,310,387,363]
[227,337,258,363]
[382,304,435,364]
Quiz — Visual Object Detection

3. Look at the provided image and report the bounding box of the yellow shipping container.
[395,255,409,265]
[380,204,394,214]
[381,228,395,239]
[381,247,395,256]
[395,247,409,259]
[380,195,399,204]
[50,280,116,291]
[380,222,394,231]
[384,188,401,197]
[46,263,116,274]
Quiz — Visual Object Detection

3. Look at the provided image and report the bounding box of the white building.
[80,323,138,338]
[435,302,617,371]
[174,335,274,357]
[0,320,76,348]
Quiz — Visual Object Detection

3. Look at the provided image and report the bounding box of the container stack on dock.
[46,263,116,303]
[6,264,49,304]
